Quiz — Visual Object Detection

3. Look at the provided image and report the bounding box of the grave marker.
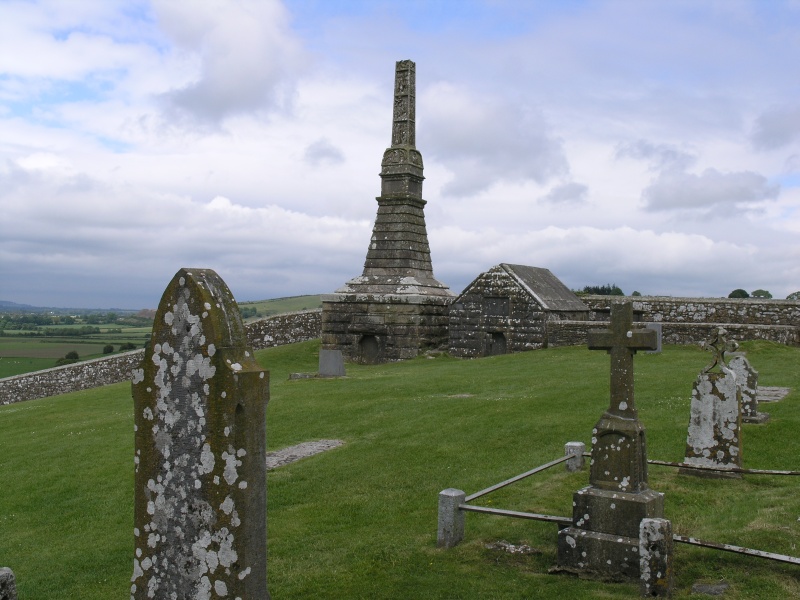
[131,268,269,599]
[729,354,769,423]
[682,328,743,478]
[557,302,664,579]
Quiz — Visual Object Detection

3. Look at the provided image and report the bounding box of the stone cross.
[391,59,416,148]
[557,301,664,580]
[588,302,657,419]
[131,268,269,599]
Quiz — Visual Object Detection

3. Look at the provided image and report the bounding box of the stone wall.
[448,268,547,358]
[0,310,323,405]
[322,295,450,363]
[583,296,800,326]
[245,309,322,350]
[548,319,799,348]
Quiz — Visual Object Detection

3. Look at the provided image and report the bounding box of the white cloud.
[539,182,588,205]
[154,0,306,125]
[750,104,800,150]
[419,82,568,197]
[642,168,780,211]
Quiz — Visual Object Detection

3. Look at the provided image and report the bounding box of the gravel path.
[266,439,344,470]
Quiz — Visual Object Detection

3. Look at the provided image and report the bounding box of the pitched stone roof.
[501,264,589,312]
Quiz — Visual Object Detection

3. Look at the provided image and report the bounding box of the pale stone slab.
[683,369,742,477]
[318,349,346,377]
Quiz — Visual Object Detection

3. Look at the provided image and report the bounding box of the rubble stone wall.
[583,296,800,326]
[0,310,323,405]
[547,320,799,348]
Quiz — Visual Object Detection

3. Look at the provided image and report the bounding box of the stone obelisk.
[322,60,454,364]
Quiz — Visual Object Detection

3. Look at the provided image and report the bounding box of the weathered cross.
[391,60,416,147]
[588,302,657,419]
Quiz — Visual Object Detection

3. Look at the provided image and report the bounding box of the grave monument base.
[742,412,770,424]
[557,486,664,579]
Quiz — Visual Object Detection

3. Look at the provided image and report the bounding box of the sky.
[1,0,799,309]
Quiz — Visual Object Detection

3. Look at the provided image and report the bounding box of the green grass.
[0,340,799,598]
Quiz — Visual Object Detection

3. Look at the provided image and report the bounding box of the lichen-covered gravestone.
[728,354,769,423]
[682,328,743,478]
[131,268,269,599]
[557,302,664,579]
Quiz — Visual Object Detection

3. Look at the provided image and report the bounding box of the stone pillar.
[0,568,17,600]
[131,268,269,599]
[437,488,466,548]
[682,368,742,478]
[729,355,768,423]
[564,441,586,472]
[639,518,674,598]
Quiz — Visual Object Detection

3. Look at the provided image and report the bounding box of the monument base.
[556,528,640,580]
[742,412,770,424]
[556,486,664,580]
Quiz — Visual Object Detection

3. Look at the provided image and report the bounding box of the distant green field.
[239,294,322,318]
[0,326,150,378]
[0,340,798,599]
[0,294,323,378]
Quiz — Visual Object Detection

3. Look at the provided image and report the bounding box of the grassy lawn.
[0,340,798,598]
[240,295,322,318]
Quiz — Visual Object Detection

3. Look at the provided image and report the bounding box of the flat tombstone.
[318,348,346,377]
[131,268,269,599]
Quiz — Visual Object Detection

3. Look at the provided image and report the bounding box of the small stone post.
[437,488,466,548]
[0,568,18,600]
[131,268,269,599]
[639,518,674,598]
[564,441,586,472]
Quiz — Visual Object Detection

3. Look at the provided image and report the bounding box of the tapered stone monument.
[557,302,663,579]
[131,268,269,599]
[322,60,454,364]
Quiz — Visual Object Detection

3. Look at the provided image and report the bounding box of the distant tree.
[105,312,118,324]
[728,289,749,298]
[787,291,800,301]
[119,342,138,351]
[240,306,259,319]
[55,350,80,366]
[583,283,625,296]
[103,344,114,354]
[631,291,642,297]
[60,315,75,325]
[750,289,772,299]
